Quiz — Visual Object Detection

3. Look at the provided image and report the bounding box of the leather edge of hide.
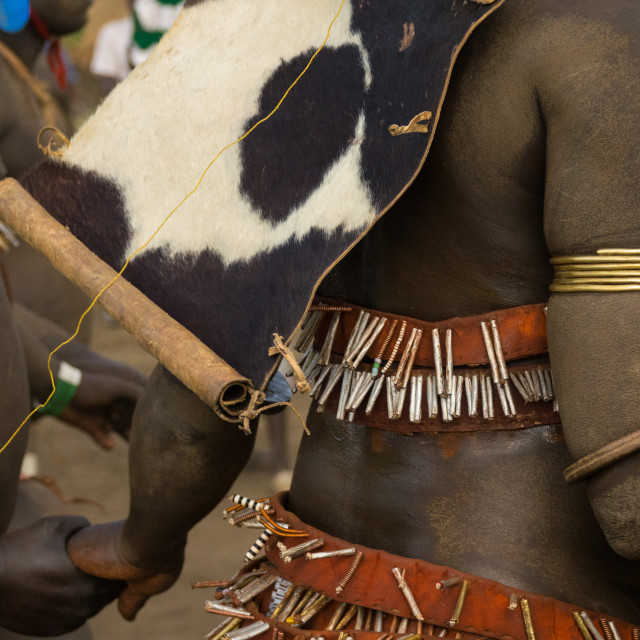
[261,0,509,392]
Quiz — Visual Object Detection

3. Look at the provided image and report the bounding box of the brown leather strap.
[311,298,557,432]
[264,492,637,640]
[313,298,548,367]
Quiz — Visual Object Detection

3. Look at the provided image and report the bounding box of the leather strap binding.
[261,492,636,640]
[313,298,549,367]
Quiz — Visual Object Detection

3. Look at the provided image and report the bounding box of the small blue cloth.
[0,0,30,33]
[264,371,293,404]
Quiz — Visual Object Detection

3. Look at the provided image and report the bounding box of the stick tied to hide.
[0,179,252,444]
[0,0,347,451]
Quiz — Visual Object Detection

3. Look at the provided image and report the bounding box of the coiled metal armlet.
[551,248,640,292]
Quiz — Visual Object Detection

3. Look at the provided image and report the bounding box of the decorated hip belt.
[290,298,559,433]
[195,493,637,640]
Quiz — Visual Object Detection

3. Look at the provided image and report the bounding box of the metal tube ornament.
[306,547,356,560]
[224,621,270,640]
[365,375,386,414]
[580,612,605,640]
[281,538,324,562]
[449,580,470,627]
[319,312,342,365]
[432,328,444,396]
[204,603,255,620]
[336,551,364,594]
[445,329,453,396]
[392,567,424,621]
[520,598,537,640]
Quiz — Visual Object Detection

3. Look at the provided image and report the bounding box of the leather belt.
[259,492,637,640]
[306,298,558,432]
[312,298,549,367]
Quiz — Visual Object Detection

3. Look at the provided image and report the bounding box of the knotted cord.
[238,389,309,437]
[269,333,311,393]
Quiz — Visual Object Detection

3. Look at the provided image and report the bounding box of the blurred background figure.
[0,0,95,339]
[1,6,147,638]
[90,0,183,96]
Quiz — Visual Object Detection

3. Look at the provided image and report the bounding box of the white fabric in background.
[89,16,133,81]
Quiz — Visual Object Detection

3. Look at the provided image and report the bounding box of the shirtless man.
[0,272,149,635]
[62,0,640,633]
[0,6,152,632]
[0,0,95,338]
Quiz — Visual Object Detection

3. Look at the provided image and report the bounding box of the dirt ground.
[19,311,306,640]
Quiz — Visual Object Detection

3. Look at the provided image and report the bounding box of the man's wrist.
[38,362,82,416]
[119,530,186,574]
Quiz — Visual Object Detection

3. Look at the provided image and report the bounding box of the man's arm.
[13,301,146,447]
[0,516,124,636]
[541,1,640,558]
[0,283,123,634]
[68,364,257,619]
[0,285,30,533]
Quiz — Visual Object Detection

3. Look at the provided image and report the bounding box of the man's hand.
[66,520,183,621]
[59,365,146,448]
[0,516,124,636]
[14,302,147,447]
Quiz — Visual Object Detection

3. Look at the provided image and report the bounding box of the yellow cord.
[0,0,346,456]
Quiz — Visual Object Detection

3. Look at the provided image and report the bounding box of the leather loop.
[311,298,557,433]
[564,429,640,483]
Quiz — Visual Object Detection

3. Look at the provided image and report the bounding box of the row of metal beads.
[292,308,558,423]
[201,494,639,640]
[201,565,639,640]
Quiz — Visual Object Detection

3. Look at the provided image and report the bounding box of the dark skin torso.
[62,0,640,623]
[289,0,640,621]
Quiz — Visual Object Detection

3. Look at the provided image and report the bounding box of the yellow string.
[0,0,346,456]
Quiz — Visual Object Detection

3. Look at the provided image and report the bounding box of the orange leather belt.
[248,492,636,640]
[312,298,549,367]
[307,298,558,432]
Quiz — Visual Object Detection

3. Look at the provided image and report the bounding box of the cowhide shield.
[21,0,505,391]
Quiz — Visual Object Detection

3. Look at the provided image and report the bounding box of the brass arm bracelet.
[564,429,640,483]
[551,249,640,293]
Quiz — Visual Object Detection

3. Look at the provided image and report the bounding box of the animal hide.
[21,0,505,390]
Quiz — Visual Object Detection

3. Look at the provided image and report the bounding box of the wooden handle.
[0,178,252,422]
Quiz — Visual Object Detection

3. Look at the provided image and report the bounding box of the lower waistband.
[202,493,638,640]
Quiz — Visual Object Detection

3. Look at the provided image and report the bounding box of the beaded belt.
[292,298,559,433]
[197,493,638,640]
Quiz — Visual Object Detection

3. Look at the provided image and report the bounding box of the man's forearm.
[547,292,640,559]
[13,310,61,403]
[0,286,30,533]
[120,364,256,570]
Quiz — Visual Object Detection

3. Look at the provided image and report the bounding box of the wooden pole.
[0,178,252,422]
